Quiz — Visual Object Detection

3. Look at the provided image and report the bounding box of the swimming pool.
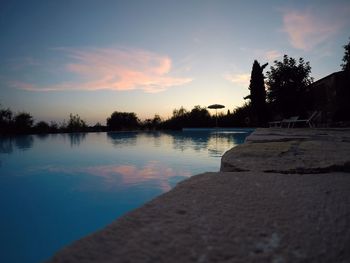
[0,129,252,262]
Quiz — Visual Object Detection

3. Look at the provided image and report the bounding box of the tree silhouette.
[67,113,87,132]
[266,55,313,117]
[172,106,188,119]
[0,105,13,132]
[336,38,350,121]
[107,111,139,130]
[246,60,268,126]
[14,112,33,132]
[188,105,211,127]
[34,121,50,133]
[163,106,189,129]
[151,115,162,129]
[143,115,162,130]
[341,37,350,71]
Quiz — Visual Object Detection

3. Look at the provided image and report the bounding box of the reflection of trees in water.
[140,131,164,148]
[170,130,251,156]
[207,133,234,157]
[36,133,50,141]
[107,132,137,147]
[0,135,34,153]
[67,133,86,147]
[15,135,34,150]
[207,132,250,157]
[0,137,13,153]
[172,131,210,152]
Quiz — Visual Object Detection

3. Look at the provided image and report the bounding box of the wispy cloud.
[11,47,192,93]
[264,50,282,61]
[238,48,282,63]
[223,73,250,87]
[281,6,349,50]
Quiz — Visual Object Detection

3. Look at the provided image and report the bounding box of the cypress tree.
[247,60,268,126]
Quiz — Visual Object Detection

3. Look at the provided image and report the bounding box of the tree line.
[0,110,91,134]
[0,104,255,134]
[1,38,349,134]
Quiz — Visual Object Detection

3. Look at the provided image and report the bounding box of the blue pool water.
[0,129,252,263]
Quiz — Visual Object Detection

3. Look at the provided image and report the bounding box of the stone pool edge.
[47,128,350,263]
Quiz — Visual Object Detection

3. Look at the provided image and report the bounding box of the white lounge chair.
[269,116,299,128]
[268,120,282,127]
[288,111,319,128]
[281,116,299,128]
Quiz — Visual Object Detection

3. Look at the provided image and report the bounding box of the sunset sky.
[1,0,349,124]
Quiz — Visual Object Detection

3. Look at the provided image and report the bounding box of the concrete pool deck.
[48,128,350,263]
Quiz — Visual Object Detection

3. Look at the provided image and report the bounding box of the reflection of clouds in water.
[46,161,191,193]
[107,132,138,147]
[0,135,34,153]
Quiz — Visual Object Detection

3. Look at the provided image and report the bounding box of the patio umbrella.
[208,104,225,127]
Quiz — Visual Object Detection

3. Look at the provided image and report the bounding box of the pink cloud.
[264,50,282,61]
[12,47,192,93]
[223,73,250,87]
[282,9,344,50]
[9,81,61,91]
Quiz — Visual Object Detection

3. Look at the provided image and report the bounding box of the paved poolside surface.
[48,128,350,263]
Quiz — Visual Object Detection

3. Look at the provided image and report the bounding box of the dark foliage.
[0,106,13,133]
[34,121,50,133]
[67,113,87,132]
[187,106,212,127]
[14,112,34,132]
[341,37,350,71]
[107,111,140,130]
[161,106,214,129]
[142,115,162,130]
[337,38,350,121]
[161,106,189,129]
[266,55,313,118]
[246,60,268,126]
[224,103,252,127]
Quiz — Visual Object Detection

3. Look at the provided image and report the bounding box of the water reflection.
[0,129,252,263]
[0,135,34,153]
[0,137,13,154]
[141,131,163,148]
[0,130,249,156]
[107,132,138,147]
[68,133,86,147]
[36,133,50,140]
[207,132,246,157]
[171,131,209,152]
[46,161,191,193]
[170,130,248,156]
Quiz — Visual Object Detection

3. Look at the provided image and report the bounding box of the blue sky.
[1,0,349,124]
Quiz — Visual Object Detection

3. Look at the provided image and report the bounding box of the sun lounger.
[268,120,282,127]
[287,111,319,128]
[269,116,299,128]
[281,116,299,128]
